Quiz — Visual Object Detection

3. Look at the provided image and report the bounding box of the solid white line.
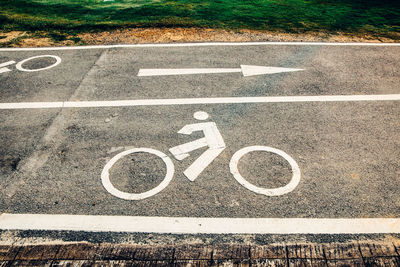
[0,102,64,109]
[0,213,399,234]
[0,94,399,110]
[0,42,399,51]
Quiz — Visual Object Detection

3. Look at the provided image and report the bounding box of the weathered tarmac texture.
[0,44,400,257]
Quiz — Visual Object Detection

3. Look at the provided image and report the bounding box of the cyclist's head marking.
[193,111,209,120]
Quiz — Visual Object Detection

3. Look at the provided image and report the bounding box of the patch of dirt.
[79,28,400,45]
[18,37,75,47]
[18,37,54,47]
[0,31,27,45]
[1,28,399,47]
[0,31,76,47]
[0,31,26,42]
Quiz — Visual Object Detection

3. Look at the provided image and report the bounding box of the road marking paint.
[0,68,11,74]
[15,55,61,72]
[0,60,16,73]
[170,119,226,182]
[107,146,136,154]
[193,111,209,120]
[137,65,303,77]
[0,102,64,109]
[169,138,208,161]
[241,65,303,77]
[230,146,301,196]
[0,42,399,51]
[0,213,399,234]
[0,61,15,68]
[101,148,174,200]
[138,68,241,76]
[0,94,399,110]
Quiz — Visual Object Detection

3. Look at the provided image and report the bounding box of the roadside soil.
[1,28,399,47]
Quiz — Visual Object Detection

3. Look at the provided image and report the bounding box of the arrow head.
[240,65,304,77]
[0,68,12,74]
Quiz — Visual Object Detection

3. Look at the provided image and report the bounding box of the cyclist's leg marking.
[171,121,226,181]
[101,148,174,200]
[183,147,225,181]
[0,61,16,73]
[229,146,300,196]
[16,55,61,72]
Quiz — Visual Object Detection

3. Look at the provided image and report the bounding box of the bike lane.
[0,43,399,238]
[1,102,399,217]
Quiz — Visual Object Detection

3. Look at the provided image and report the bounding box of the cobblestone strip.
[0,242,399,266]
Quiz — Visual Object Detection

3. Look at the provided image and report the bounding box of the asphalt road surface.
[0,42,399,245]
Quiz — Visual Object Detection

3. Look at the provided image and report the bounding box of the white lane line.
[0,42,399,51]
[0,94,399,110]
[0,213,399,234]
[0,102,64,109]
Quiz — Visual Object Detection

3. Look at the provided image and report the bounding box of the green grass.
[0,0,399,37]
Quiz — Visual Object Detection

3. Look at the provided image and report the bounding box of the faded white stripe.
[0,42,399,52]
[0,102,64,109]
[0,213,399,234]
[0,94,399,110]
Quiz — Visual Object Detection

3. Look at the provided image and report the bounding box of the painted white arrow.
[0,61,16,74]
[137,65,304,77]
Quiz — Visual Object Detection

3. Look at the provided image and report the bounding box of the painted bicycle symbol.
[0,55,61,74]
[101,111,301,200]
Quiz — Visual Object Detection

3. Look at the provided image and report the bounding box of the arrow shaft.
[138,68,241,77]
[0,61,16,68]
[0,61,16,74]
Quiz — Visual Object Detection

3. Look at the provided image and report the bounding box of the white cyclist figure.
[169,111,226,181]
[101,110,301,200]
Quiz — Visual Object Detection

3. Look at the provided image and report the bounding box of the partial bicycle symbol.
[0,55,61,74]
[101,111,301,200]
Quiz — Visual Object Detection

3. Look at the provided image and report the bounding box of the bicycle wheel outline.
[229,146,301,196]
[16,55,61,72]
[101,148,175,200]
